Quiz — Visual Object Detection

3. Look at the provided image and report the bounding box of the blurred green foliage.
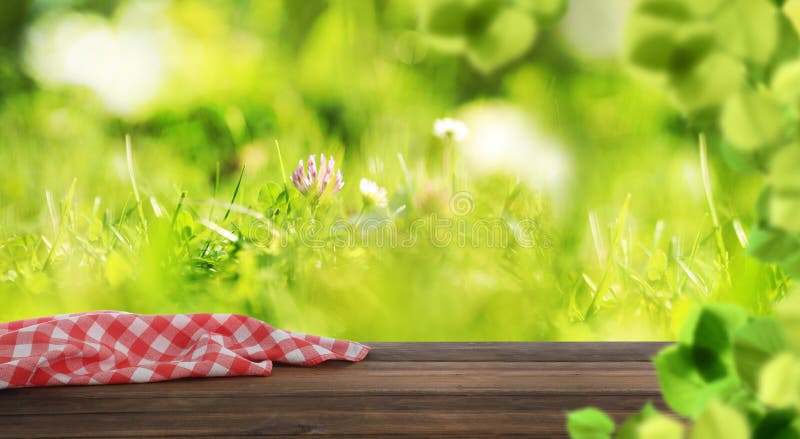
[568,293,800,438]
[625,0,800,279]
[569,0,800,435]
[0,0,792,340]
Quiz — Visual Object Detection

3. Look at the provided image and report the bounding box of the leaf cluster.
[626,0,800,277]
[419,0,567,73]
[568,295,800,438]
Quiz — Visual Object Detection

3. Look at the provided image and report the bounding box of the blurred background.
[0,0,781,340]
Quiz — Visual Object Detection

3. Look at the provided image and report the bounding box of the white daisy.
[359,178,388,208]
[433,118,469,142]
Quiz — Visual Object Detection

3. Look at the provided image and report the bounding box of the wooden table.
[0,342,669,438]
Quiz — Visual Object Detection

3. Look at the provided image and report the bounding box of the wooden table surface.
[0,342,670,438]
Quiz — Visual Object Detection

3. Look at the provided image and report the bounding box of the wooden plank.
[0,410,645,438]
[0,393,661,417]
[0,342,669,438]
[0,363,659,398]
[0,362,657,411]
[364,342,670,362]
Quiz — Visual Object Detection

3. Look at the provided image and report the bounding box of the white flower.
[433,117,469,142]
[291,154,344,196]
[359,178,388,208]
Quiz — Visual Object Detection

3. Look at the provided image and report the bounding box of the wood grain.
[363,342,670,362]
[0,342,668,438]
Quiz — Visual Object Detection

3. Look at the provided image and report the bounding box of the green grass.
[0,0,790,340]
[0,122,786,340]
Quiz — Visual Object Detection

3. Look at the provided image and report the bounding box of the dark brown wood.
[364,342,670,362]
[0,342,668,438]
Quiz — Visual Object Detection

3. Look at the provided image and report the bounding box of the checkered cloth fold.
[0,311,369,389]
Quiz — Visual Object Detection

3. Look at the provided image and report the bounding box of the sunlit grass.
[0,121,786,340]
[0,0,789,341]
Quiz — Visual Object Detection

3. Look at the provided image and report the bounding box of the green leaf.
[516,0,566,24]
[769,145,800,193]
[721,90,785,151]
[678,304,749,352]
[637,413,684,439]
[777,292,800,353]
[624,0,704,72]
[733,318,789,390]
[259,181,284,205]
[719,140,766,174]
[690,400,749,439]
[174,210,195,240]
[566,407,615,439]
[423,0,470,37]
[635,0,694,20]
[466,8,537,73]
[466,0,506,32]
[671,26,717,74]
[617,402,659,439]
[655,305,750,417]
[782,251,800,279]
[772,60,800,104]
[781,252,800,279]
[758,352,800,408]
[624,13,681,71]
[691,310,732,353]
[686,0,726,17]
[765,146,800,232]
[713,0,779,64]
[770,195,800,232]
[752,408,800,439]
[624,4,718,99]
[668,52,745,116]
[786,0,800,36]
[748,222,800,263]
[773,10,800,63]
[653,344,740,417]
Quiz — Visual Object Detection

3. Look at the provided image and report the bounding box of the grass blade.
[274,139,288,188]
[199,219,239,243]
[125,134,148,234]
[201,165,245,256]
[149,196,164,218]
[585,193,631,320]
[732,218,749,248]
[45,190,58,233]
[588,210,606,263]
[397,152,414,202]
[42,178,77,270]
[699,133,729,284]
[223,165,246,221]
[171,191,187,228]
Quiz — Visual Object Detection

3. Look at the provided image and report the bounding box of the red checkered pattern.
[0,311,369,389]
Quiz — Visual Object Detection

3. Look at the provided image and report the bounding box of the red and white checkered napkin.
[0,311,369,389]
